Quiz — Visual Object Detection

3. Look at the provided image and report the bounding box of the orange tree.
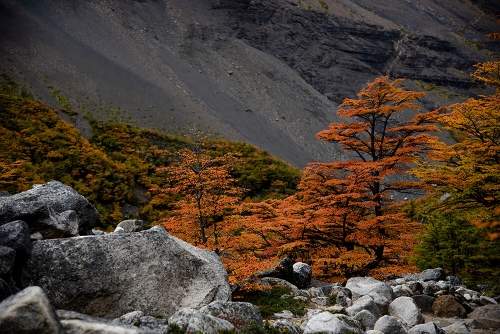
[301,76,440,279]
[412,61,500,239]
[154,128,244,246]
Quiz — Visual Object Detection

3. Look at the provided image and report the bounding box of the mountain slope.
[0,0,497,167]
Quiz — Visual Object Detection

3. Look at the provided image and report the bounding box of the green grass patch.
[239,286,307,318]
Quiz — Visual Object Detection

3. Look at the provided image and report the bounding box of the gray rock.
[374,315,408,334]
[366,331,384,334]
[257,257,295,283]
[200,301,264,328]
[408,322,443,334]
[303,311,362,334]
[0,286,64,334]
[421,268,446,282]
[30,232,43,240]
[455,287,479,299]
[393,284,412,297]
[274,310,294,319]
[442,322,471,334]
[368,292,391,315]
[433,295,467,318]
[423,281,441,296]
[346,277,395,302]
[273,319,300,334]
[406,281,424,295]
[92,229,105,235]
[353,309,377,330]
[346,295,381,319]
[21,226,231,318]
[293,262,312,289]
[480,295,498,305]
[260,277,299,290]
[411,295,436,313]
[308,287,325,297]
[0,181,100,235]
[447,276,466,288]
[138,316,169,334]
[34,207,80,239]
[114,226,126,234]
[168,308,234,333]
[468,304,500,330]
[389,296,424,327]
[0,278,12,302]
[113,310,144,325]
[117,219,144,232]
[311,296,331,306]
[0,220,31,258]
[57,310,154,334]
[0,245,15,275]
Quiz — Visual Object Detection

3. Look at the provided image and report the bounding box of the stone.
[30,232,43,240]
[0,181,100,235]
[368,292,391,315]
[273,319,300,334]
[92,229,105,235]
[0,245,15,275]
[346,276,395,302]
[34,207,79,239]
[303,311,362,334]
[373,315,408,334]
[113,226,126,234]
[308,287,325,297]
[260,277,298,290]
[0,286,64,334]
[423,281,441,296]
[353,309,377,330]
[257,257,295,283]
[480,295,498,305]
[0,278,12,302]
[275,310,294,319]
[366,331,384,334]
[393,284,412,297]
[168,308,234,333]
[116,219,144,232]
[421,268,446,282]
[137,316,169,333]
[389,296,424,327]
[57,310,153,334]
[113,310,144,325]
[0,220,31,258]
[442,322,471,334]
[447,276,466,288]
[455,287,479,299]
[412,295,436,313]
[408,322,444,334]
[292,262,312,289]
[406,281,424,295]
[346,295,381,319]
[325,305,345,314]
[432,295,467,318]
[311,296,331,306]
[200,301,264,328]
[21,226,231,318]
[468,304,500,330]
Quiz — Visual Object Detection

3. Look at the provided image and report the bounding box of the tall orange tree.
[154,128,243,246]
[303,76,441,278]
[412,61,500,239]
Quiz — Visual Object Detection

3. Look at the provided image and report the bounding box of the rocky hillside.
[0,0,498,167]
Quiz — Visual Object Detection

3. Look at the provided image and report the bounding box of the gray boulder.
[303,311,362,334]
[117,219,144,232]
[408,322,444,334]
[374,315,408,334]
[257,257,295,283]
[168,308,234,333]
[368,292,391,315]
[353,309,377,330]
[346,277,395,302]
[411,295,436,313]
[442,322,471,334]
[293,262,312,289]
[0,286,64,334]
[0,220,31,258]
[137,316,169,334]
[273,319,300,334]
[20,226,231,318]
[432,295,467,318]
[0,245,15,275]
[393,284,412,297]
[200,301,264,328]
[57,310,155,334]
[0,278,12,302]
[388,296,424,327]
[421,268,446,282]
[468,304,500,330]
[113,310,144,325]
[346,295,381,319]
[0,181,100,235]
[479,295,497,305]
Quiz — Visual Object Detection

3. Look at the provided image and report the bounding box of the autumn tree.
[412,61,500,239]
[300,76,441,278]
[155,128,243,246]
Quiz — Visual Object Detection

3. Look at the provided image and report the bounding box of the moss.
[236,286,307,317]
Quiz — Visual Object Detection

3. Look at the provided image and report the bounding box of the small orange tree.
[412,61,500,239]
[302,76,441,278]
[154,128,243,246]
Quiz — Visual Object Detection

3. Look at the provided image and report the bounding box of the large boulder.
[20,226,231,319]
[373,315,408,334]
[199,301,264,328]
[303,311,362,334]
[388,296,424,327]
[468,304,500,330]
[432,295,467,318]
[0,286,65,334]
[293,262,312,289]
[0,220,31,258]
[0,181,100,235]
[257,257,295,282]
[168,308,234,334]
[412,295,436,313]
[346,295,381,319]
[0,245,15,275]
[408,322,443,334]
[346,277,395,302]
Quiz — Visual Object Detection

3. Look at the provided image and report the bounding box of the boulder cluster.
[0,182,499,333]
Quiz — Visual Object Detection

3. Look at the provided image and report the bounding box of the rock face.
[20,226,231,319]
[0,181,100,235]
[0,286,65,334]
